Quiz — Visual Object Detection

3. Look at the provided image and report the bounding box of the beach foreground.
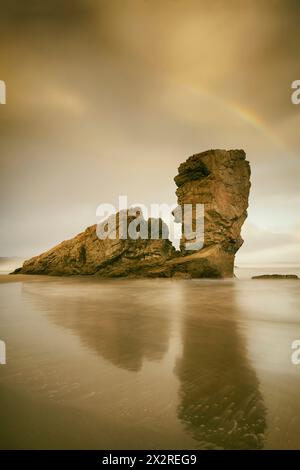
[0,273,300,449]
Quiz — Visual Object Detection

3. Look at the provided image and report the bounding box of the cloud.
[237,222,300,265]
[0,0,299,261]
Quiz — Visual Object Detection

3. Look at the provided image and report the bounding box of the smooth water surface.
[0,272,300,449]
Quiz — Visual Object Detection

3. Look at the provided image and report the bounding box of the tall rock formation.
[169,149,251,277]
[14,149,251,278]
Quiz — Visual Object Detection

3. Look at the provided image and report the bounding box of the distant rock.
[252,274,299,280]
[14,149,251,278]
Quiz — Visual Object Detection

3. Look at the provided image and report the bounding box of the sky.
[0,0,299,265]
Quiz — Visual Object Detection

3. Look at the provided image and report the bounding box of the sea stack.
[169,149,251,277]
[13,149,251,278]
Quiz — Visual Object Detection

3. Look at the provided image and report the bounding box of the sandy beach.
[1,272,300,449]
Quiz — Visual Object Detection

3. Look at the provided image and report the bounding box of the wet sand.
[0,274,58,284]
[0,273,300,449]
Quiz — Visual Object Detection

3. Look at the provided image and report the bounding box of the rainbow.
[182,82,290,154]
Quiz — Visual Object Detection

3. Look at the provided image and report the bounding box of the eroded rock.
[169,149,251,277]
[16,211,175,277]
[14,149,251,278]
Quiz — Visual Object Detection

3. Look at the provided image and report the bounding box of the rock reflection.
[21,280,171,372]
[21,278,267,448]
[175,283,266,449]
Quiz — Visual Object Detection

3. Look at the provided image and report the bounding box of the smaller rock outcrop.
[252,274,299,280]
[15,210,175,277]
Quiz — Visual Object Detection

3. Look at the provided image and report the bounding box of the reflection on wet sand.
[21,280,172,372]
[20,278,266,449]
[175,284,266,449]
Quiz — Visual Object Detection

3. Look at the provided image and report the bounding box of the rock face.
[170,149,251,277]
[15,211,175,277]
[14,149,251,278]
